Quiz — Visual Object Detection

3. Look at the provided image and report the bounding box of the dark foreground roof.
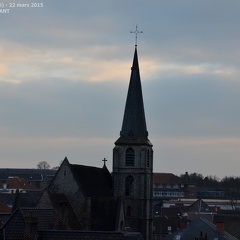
[0,208,54,240]
[12,190,43,212]
[36,230,143,240]
[164,218,237,240]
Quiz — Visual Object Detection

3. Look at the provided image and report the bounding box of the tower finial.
[130,25,143,46]
[102,157,107,167]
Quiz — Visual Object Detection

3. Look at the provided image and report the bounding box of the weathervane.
[130,25,143,46]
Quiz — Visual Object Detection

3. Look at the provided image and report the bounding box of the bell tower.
[112,45,153,240]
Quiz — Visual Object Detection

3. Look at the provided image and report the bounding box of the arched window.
[125,148,135,166]
[147,149,150,168]
[125,176,134,196]
[126,206,132,217]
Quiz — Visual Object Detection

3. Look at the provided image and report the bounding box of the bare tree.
[37,161,50,169]
[51,160,63,170]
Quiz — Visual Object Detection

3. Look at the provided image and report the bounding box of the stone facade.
[113,145,153,239]
[48,159,87,228]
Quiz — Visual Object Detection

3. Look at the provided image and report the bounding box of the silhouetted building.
[113,45,153,240]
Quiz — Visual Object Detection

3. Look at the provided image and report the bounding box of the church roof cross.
[102,158,107,167]
[130,25,143,46]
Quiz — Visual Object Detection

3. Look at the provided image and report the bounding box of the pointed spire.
[115,46,152,146]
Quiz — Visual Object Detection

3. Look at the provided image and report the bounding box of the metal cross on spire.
[130,25,143,46]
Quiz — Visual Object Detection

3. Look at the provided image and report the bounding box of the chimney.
[24,211,38,240]
[185,172,189,184]
[216,222,225,233]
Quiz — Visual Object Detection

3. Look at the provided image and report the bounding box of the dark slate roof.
[183,199,211,213]
[0,193,15,207]
[0,208,54,240]
[0,207,25,239]
[12,190,43,212]
[69,163,112,197]
[36,230,143,240]
[115,46,152,146]
[164,218,237,240]
[154,173,182,185]
[21,208,54,231]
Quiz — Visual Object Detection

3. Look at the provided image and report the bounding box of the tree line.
[179,172,240,191]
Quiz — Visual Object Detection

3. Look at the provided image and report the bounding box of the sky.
[0,0,240,179]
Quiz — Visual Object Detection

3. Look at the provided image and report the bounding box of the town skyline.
[1,0,240,178]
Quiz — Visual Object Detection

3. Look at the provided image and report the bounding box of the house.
[213,210,240,239]
[0,168,56,188]
[181,199,217,222]
[164,217,238,240]
[153,173,197,201]
[0,177,37,194]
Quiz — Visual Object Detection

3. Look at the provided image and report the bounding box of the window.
[125,176,134,196]
[125,148,135,166]
[147,149,150,167]
[126,206,131,217]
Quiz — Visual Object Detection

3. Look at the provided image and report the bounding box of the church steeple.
[112,43,153,240]
[115,46,152,146]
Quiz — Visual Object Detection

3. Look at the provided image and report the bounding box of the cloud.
[0,64,8,77]
[1,0,240,178]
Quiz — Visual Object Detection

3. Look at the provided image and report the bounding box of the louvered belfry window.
[125,148,135,166]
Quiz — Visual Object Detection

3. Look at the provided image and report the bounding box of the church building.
[113,44,153,240]
[2,43,153,240]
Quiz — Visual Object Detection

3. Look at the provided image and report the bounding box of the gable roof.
[69,163,112,197]
[183,199,211,213]
[164,218,237,240]
[0,208,54,239]
[12,190,43,212]
[1,177,37,190]
[154,173,182,185]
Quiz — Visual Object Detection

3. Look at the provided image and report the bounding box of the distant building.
[0,168,56,188]
[0,177,36,194]
[164,218,237,240]
[153,173,197,201]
